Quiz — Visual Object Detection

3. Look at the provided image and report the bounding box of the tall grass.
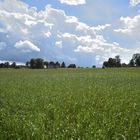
[0,68,140,139]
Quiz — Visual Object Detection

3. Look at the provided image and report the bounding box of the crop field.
[0,68,140,140]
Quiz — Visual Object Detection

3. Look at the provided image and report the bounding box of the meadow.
[0,68,140,140]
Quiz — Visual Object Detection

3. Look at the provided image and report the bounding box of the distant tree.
[108,58,116,67]
[128,59,135,67]
[132,53,140,67]
[68,64,76,68]
[61,62,66,68]
[55,61,60,68]
[11,62,16,68]
[30,58,36,69]
[48,61,55,68]
[92,65,96,68]
[29,58,44,69]
[35,58,44,69]
[103,61,108,68]
[0,63,4,68]
[4,62,10,68]
[115,55,121,67]
[102,55,122,68]
[26,61,30,67]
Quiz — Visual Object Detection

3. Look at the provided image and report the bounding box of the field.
[0,68,140,140]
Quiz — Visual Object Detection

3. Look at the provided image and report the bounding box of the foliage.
[0,68,140,139]
[129,59,135,67]
[132,53,140,67]
[103,55,121,68]
[0,62,17,68]
[11,62,16,68]
[68,64,76,68]
[61,62,66,68]
[92,65,96,68]
[29,58,44,69]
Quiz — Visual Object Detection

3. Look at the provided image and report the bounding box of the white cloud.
[58,0,86,5]
[60,33,129,54]
[0,0,134,66]
[58,32,132,64]
[114,15,140,38]
[0,42,7,50]
[130,0,140,6]
[0,2,52,37]
[15,40,40,52]
[55,41,62,48]
[65,15,111,35]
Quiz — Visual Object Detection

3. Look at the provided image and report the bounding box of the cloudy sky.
[0,0,140,67]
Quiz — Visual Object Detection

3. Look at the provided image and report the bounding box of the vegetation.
[67,64,76,68]
[26,59,66,69]
[103,53,140,68]
[0,68,140,139]
[131,53,140,67]
[0,62,19,69]
[1,53,140,69]
[103,55,121,68]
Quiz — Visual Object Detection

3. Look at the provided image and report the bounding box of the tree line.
[0,59,77,69]
[26,58,63,69]
[26,58,76,69]
[102,53,140,68]
[0,62,18,68]
[0,53,140,69]
[0,58,77,69]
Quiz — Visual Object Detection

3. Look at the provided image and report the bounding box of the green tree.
[30,58,36,69]
[129,59,135,67]
[102,55,121,68]
[35,58,44,69]
[26,61,30,68]
[132,53,140,67]
[29,58,44,69]
[61,62,66,68]
[103,61,108,68]
[108,58,116,67]
[68,64,76,68]
[55,61,60,68]
[115,55,121,67]
[4,62,10,68]
[48,61,55,68]
[0,63,4,68]
[11,62,16,68]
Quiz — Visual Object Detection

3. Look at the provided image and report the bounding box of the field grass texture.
[0,68,140,139]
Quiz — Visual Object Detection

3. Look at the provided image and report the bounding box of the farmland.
[0,68,140,139]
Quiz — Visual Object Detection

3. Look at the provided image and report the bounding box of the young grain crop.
[0,68,140,139]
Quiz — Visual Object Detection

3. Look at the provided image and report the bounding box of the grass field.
[0,68,140,140]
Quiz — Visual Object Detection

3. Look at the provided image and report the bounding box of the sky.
[0,0,140,67]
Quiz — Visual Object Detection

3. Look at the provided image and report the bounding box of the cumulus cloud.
[0,0,133,66]
[130,0,140,6]
[58,0,86,5]
[58,32,132,63]
[55,41,62,48]
[65,15,111,35]
[114,15,140,38]
[15,40,40,52]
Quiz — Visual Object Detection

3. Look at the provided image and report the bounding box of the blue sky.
[0,0,140,67]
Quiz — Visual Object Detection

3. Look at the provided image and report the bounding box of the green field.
[0,68,140,140]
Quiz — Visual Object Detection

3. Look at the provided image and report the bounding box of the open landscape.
[1,0,140,139]
[0,68,140,139]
